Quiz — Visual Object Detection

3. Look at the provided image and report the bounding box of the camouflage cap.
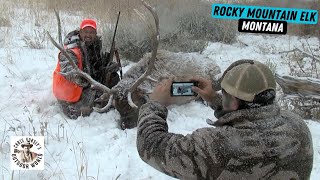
[221,60,276,102]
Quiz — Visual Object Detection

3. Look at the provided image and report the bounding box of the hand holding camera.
[149,77,174,107]
[170,81,198,96]
[190,77,216,103]
[150,76,217,106]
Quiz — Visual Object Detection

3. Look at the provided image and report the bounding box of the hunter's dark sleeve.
[59,50,88,87]
[137,101,224,179]
[105,61,119,73]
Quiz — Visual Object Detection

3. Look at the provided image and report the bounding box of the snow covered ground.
[0,3,319,180]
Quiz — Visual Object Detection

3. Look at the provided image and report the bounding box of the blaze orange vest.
[52,48,83,102]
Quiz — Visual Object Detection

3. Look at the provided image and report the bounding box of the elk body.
[113,50,221,129]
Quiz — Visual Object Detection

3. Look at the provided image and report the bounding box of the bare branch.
[305,40,319,76]
[296,60,306,74]
[279,47,320,62]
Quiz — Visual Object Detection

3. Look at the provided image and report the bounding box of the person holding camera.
[136,60,313,179]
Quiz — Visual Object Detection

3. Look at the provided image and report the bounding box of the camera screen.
[171,82,197,96]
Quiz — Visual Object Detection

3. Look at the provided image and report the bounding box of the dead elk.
[113,50,221,129]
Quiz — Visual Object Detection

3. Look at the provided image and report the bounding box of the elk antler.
[47,32,116,111]
[127,0,160,109]
[53,8,62,45]
[93,94,114,113]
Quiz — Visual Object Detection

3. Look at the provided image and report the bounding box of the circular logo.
[10,136,44,170]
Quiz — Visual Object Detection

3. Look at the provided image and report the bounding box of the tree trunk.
[275,73,320,100]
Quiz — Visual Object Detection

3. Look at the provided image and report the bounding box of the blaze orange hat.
[80,19,97,30]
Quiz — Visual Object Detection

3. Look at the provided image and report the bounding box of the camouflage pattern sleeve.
[137,101,313,179]
[59,50,89,87]
[137,101,225,179]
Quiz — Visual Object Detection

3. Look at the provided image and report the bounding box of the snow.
[0,3,320,180]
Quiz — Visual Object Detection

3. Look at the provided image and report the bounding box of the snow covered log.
[275,73,320,100]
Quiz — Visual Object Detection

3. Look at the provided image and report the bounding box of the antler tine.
[53,8,62,45]
[127,0,160,109]
[93,94,114,113]
[47,31,78,69]
[128,92,138,109]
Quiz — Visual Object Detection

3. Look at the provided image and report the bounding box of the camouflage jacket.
[137,101,313,180]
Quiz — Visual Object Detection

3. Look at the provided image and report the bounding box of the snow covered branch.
[279,47,320,62]
[275,73,320,100]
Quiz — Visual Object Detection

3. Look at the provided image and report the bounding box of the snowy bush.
[279,97,320,121]
[0,4,11,27]
[0,17,11,28]
[101,17,152,62]
[265,59,277,75]
[278,41,320,120]
[22,29,46,49]
[176,10,236,44]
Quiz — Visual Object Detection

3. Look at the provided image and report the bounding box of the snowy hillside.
[0,2,320,180]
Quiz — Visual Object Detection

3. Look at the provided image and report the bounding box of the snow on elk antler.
[47,0,159,112]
